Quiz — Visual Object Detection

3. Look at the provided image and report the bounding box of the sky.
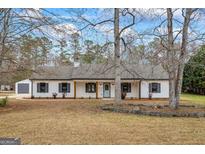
[40,9,149,41]
[19,8,205,54]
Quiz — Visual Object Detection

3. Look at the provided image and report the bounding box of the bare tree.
[67,8,136,103]
[114,8,121,103]
[140,8,203,109]
[167,8,177,109]
[0,8,67,80]
[175,9,194,107]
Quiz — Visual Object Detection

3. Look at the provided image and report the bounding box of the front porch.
[74,80,141,99]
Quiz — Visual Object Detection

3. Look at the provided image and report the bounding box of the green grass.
[181,93,205,105]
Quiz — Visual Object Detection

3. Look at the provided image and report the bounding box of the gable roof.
[31,66,73,80]
[30,63,169,80]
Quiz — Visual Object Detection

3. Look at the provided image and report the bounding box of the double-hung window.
[149,83,161,93]
[59,83,70,93]
[37,83,49,93]
[85,83,96,93]
[121,83,131,93]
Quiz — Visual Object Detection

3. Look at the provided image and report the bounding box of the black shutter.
[59,83,62,92]
[37,83,40,92]
[158,83,161,93]
[67,83,70,93]
[149,83,152,93]
[85,83,88,92]
[45,83,49,92]
[94,83,96,92]
[128,83,131,92]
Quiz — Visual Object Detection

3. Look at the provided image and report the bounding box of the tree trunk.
[167,8,177,109]
[114,8,121,104]
[0,9,11,67]
[175,9,193,104]
[169,74,177,109]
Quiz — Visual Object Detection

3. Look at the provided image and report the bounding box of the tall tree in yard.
[174,9,193,107]
[70,8,136,104]
[144,8,201,109]
[166,8,177,109]
[114,8,121,103]
[167,8,194,109]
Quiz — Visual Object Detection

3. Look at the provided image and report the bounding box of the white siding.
[98,81,115,98]
[16,79,169,99]
[76,82,96,98]
[126,82,139,98]
[98,82,104,98]
[75,81,139,99]
[15,79,32,98]
[33,80,74,98]
[141,80,169,98]
[99,81,139,98]
[111,83,115,98]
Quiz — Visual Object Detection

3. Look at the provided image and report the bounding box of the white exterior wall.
[97,81,115,98]
[98,82,104,98]
[110,82,115,98]
[141,80,169,98]
[76,82,96,98]
[15,79,32,98]
[16,79,169,99]
[32,80,74,98]
[126,82,139,98]
[75,80,139,99]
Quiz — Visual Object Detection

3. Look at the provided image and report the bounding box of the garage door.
[18,83,29,94]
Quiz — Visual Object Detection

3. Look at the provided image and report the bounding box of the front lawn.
[0,98,205,144]
[181,93,205,105]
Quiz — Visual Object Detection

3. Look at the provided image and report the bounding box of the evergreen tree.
[183,45,205,93]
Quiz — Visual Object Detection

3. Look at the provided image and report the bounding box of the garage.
[15,79,31,98]
[17,83,29,94]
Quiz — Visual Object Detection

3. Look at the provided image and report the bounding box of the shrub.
[121,92,127,99]
[62,93,65,99]
[0,97,8,107]
[52,93,57,99]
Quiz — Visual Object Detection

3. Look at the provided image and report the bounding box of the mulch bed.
[100,103,205,118]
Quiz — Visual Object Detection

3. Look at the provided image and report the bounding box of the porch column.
[74,81,76,99]
[31,80,33,98]
[139,80,141,99]
[96,81,98,99]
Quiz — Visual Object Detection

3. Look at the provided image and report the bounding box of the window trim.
[85,83,96,93]
[37,82,49,93]
[59,82,70,93]
[121,83,131,93]
[149,82,161,93]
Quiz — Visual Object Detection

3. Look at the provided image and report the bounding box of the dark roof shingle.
[30,63,168,80]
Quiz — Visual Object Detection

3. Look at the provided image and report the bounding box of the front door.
[103,83,111,98]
